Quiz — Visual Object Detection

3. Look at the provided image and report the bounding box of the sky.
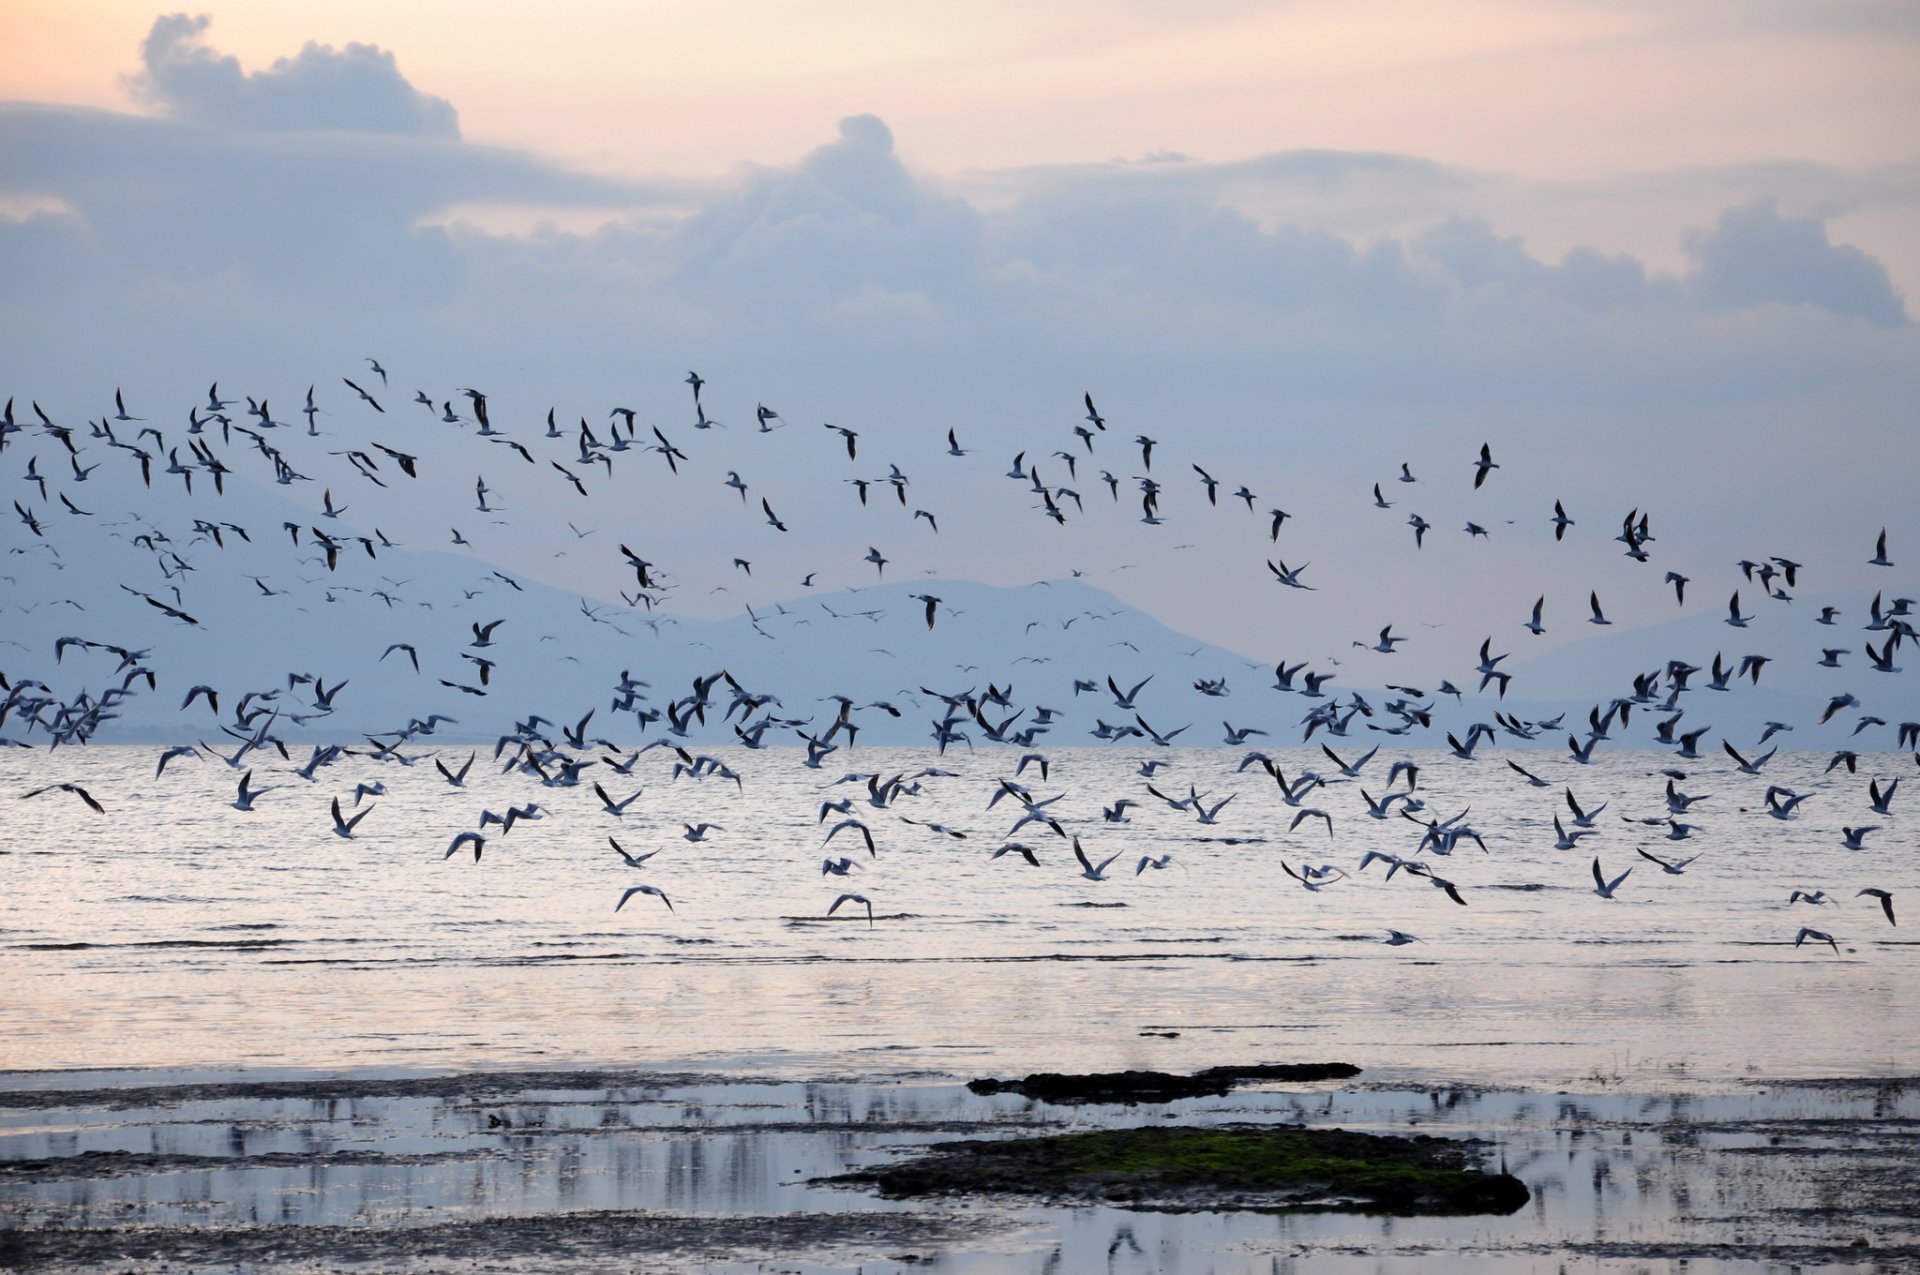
[1,2,1917,672]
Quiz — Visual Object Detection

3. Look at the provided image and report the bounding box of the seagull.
[824,819,877,856]
[21,782,105,813]
[683,822,722,842]
[1723,740,1776,775]
[1591,856,1631,899]
[443,831,486,861]
[1587,591,1612,625]
[435,752,476,787]
[1472,442,1498,489]
[1565,788,1608,827]
[594,783,642,816]
[1636,847,1698,874]
[1554,815,1595,850]
[1267,559,1314,590]
[609,837,660,869]
[1869,527,1892,566]
[828,892,875,928]
[1793,926,1839,954]
[1383,930,1422,946]
[616,884,673,913]
[1507,760,1551,787]
[1281,860,1348,891]
[329,796,373,838]
[1858,888,1896,926]
[230,769,275,811]
[1288,808,1334,838]
[1073,838,1123,881]
[1136,853,1175,875]
[1840,825,1878,850]
[1868,779,1899,816]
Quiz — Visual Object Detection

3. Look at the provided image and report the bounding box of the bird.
[20,782,104,814]
[1072,838,1123,881]
[1793,927,1839,954]
[616,884,673,913]
[1636,847,1698,874]
[609,838,660,869]
[828,892,874,928]
[230,769,274,811]
[1554,815,1595,850]
[1858,889,1896,926]
[329,796,373,838]
[1591,857,1631,899]
[1472,442,1498,489]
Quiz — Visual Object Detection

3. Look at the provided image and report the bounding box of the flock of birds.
[2,362,1914,955]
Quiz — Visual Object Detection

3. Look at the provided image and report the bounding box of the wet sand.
[4,1065,1918,1273]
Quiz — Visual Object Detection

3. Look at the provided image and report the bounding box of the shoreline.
[5,1063,1918,1273]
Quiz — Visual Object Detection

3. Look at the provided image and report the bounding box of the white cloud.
[127,13,460,137]
[1684,198,1909,326]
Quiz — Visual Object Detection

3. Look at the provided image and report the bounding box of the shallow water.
[2,1073,1915,1272]
[2,744,1915,1088]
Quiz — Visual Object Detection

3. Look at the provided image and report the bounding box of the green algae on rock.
[841,1123,1530,1216]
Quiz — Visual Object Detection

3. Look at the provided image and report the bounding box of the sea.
[4,742,1913,1091]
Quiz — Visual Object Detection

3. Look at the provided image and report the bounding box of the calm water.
[5,1076,1915,1272]
[2,744,1914,1088]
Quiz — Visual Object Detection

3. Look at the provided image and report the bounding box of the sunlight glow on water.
[3,744,1914,1087]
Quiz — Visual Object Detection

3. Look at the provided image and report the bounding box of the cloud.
[1684,197,1909,325]
[126,13,459,137]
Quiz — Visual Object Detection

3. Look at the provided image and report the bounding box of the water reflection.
[3,1075,1915,1272]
